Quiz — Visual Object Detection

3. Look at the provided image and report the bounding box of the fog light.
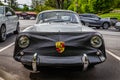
[20,52,24,55]
[96,50,101,56]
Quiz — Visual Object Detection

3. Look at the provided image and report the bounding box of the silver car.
[115,22,120,31]
[0,6,19,42]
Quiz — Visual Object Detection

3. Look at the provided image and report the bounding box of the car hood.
[23,23,95,32]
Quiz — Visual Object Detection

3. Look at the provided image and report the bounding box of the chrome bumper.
[32,53,38,72]
[30,50,105,72]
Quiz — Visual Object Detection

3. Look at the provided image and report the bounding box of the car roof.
[39,10,77,14]
[79,13,95,16]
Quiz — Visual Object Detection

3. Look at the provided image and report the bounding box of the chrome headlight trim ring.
[18,35,30,48]
[91,36,102,48]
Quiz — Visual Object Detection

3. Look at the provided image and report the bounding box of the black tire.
[102,22,110,29]
[96,27,100,29]
[88,64,95,69]
[14,23,20,34]
[0,25,6,42]
[81,21,85,25]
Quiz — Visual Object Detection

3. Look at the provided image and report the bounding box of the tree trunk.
[56,0,64,9]
[61,0,64,9]
[56,0,60,9]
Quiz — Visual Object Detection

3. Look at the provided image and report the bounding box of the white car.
[0,6,19,42]
[115,22,120,31]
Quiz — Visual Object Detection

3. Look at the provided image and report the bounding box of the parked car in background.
[15,11,37,20]
[0,6,19,42]
[79,13,117,29]
[14,10,106,72]
[115,22,120,31]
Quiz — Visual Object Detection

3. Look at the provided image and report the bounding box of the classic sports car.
[13,10,106,72]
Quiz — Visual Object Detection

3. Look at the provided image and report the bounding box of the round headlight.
[18,35,30,48]
[91,36,102,48]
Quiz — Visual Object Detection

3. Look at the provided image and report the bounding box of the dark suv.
[79,14,117,29]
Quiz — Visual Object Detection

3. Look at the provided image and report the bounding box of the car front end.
[13,10,106,72]
[14,26,106,71]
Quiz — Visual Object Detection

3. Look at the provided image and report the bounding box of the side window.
[37,14,44,23]
[5,7,15,16]
[87,15,92,18]
[9,8,15,15]
[83,15,91,18]
[5,7,9,14]
[91,15,99,20]
[91,15,97,18]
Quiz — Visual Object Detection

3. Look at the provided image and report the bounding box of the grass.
[114,8,120,10]
[99,13,120,21]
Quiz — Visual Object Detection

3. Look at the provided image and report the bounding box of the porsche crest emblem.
[56,41,65,53]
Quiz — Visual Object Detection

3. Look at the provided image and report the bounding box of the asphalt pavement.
[0,20,120,80]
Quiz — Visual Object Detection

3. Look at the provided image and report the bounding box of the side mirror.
[6,11,12,16]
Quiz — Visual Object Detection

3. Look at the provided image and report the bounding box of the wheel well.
[16,22,20,29]
[81,21,85,25]
[17,22,19,26]
[102,22,110,26]
[0,24,6,30]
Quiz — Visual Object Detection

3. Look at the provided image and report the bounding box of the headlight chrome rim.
[18,35,30,48]
[91,36,102,48]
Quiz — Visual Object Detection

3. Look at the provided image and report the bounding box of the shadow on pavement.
[94,27,120,32]
[29,67,96,80]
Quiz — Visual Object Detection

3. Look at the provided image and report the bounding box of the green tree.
[56,0,64,9]
[45,0,56,8]
[115,0,120,8]
[93,0,116,13]
[8,0,18,9]
[33,0,120,13]
[63,0,72,9]
[23,4,29,11]
[45,0,65,9]
[0,1,4,6]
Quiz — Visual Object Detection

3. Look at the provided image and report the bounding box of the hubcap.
[103,23,109,29]
[1,26,6,40]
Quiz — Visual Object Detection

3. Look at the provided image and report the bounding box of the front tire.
[0,25,6,42]
[96,27,100,29]
[102,22,110,29]
[81,21,85,25]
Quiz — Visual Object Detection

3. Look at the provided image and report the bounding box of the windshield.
[0,7,4,14]
[38,11,79,24]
